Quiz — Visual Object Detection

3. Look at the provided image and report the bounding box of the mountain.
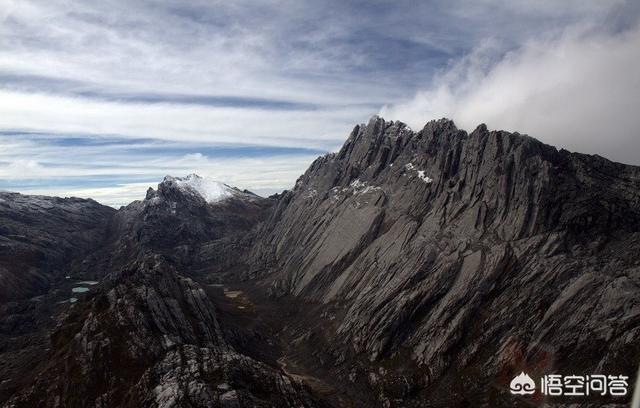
[248,117,640,405]
[1,175,322,407]
[0,193,115,303]
[1,118,639,407]
[0,193,116,403]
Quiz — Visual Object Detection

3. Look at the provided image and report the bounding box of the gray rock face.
[0,193,116,404]
[2,117,639,407]
[6,256,320,408]
[110,175,273,276]
[249,116,640,404]
[1,180,322,408]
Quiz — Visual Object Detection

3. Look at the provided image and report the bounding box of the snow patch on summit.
[171,174,234,203]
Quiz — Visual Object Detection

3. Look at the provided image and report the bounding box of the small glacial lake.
[72,287,90,293]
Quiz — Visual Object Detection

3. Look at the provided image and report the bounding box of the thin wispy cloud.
[0,0,638,206]
[0,132,322,206]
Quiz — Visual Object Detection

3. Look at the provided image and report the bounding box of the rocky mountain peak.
[2,118,639,407]
[243,117,640,405]
[296,115,640,237]
[162,174,233,202]
[143,174,260,207]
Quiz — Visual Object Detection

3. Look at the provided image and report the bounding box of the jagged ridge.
[248,116,640,404]
[2,117,640,407]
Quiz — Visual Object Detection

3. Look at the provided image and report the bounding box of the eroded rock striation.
[249,116,640,404]
[1,117,639,407]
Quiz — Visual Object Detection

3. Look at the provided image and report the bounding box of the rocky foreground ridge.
[1,118,639,407]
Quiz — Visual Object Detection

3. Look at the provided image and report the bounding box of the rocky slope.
[1,118,639,407]
[2,176,323,407]
[0,193,115,302]
[7,256,321,408]
[0,193,116,403]
[249,116,640,405]
[105,174,272,277]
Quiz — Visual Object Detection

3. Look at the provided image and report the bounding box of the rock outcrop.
[1,178,321,407]
[0,193,116,403]
[7,256,321,408]
[2,117,639,407]
[249,116,640,405]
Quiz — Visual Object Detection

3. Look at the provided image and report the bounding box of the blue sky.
[0,0,639,206]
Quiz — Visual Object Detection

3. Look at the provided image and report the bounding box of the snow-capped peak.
[168,174,234,203]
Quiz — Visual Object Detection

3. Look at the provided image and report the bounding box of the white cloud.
[380,24,640,165]
[14,182,157,208]
[4,159,46,178]
[0,90,369,149]
[0,0,638,207]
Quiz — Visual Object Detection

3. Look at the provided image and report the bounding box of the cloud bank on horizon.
[381,21,640,165]
[0,0,638,206]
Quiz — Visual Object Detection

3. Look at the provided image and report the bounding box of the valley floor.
[203,280,368,407]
